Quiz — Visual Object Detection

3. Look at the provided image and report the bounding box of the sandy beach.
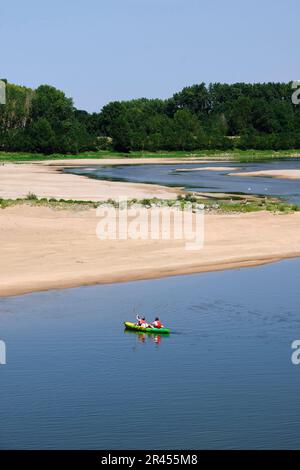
[1,160,300,298]
[41,157,217,166]
[1,204,300,297]
[176,166,238,172]
[0,163,179,201]
[1,157,233,201]
[230,169,300,180]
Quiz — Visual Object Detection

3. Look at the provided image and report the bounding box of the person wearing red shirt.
[151,317,162,329]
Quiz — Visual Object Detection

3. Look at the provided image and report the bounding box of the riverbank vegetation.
[1,193,298,214]
[1,149,300,163]
[0,81,299,155]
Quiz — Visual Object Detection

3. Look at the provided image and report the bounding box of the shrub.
[26,192,38,200]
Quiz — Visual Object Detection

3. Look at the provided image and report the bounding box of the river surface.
[65,159,300,204]
[1,258,300,449]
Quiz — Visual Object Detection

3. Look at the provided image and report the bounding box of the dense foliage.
[0,81,299,154]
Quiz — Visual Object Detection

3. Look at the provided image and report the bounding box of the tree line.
[0,81,299,154]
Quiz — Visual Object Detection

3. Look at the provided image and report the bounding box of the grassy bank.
[1,193,298,214]
[1,149,300,163]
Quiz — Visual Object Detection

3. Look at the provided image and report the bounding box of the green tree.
[27,118,56,153]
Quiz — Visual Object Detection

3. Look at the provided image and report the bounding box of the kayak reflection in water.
[137,333,147,343]
[151,334,162,345]
[136,332,162,346]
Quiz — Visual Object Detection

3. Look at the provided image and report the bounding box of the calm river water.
[1,258,300,449]
[65,159,300,204]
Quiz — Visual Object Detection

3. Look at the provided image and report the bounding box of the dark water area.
[65,159,300,204]
[1,258,300,449]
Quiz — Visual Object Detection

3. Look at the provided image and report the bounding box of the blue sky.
[1,0,299,111]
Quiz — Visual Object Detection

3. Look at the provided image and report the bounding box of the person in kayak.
[151,317,162,329]
[136,314,149,328]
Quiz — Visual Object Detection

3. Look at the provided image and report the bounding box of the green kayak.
[124,321,170,335]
